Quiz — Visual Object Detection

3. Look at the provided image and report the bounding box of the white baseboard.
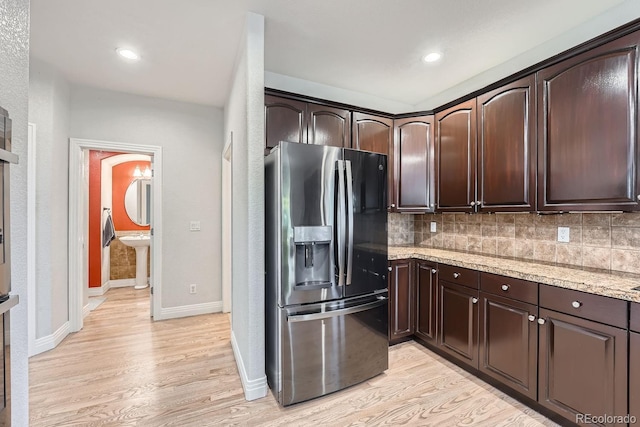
[32,321,70,357]
[231,330,268,401]
[158,300,222,320]
[88,281,111,296]
[109,278,138,288]
[83,303,91,318]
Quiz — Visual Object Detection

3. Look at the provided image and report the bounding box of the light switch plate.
[557,226,570,243]
[190,221,201,231]
[430,221,437,233]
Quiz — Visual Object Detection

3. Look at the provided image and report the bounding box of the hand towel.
[103,213,116,248]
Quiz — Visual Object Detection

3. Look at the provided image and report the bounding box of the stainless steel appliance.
[0,107,17,301]
[0,107,19,426]
[265,141,388,406]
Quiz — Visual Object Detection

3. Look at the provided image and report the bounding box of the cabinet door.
[414,261,437,343]
[438,280,479,368]
[479,293,537,400]
[435,99,477,212]
[630,331,640,423]
[307,104,351,148]
[353,112,394,210]
[477,76,535,212]
[538,308,627,425]
[264,95,307,150]
[537,32,640,211]
[394,116,435,212]
[389,260,414,343]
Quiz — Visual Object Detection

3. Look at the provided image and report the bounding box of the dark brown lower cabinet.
[438,280,479,369]
[479,292,537,400]
[630,332,640,422]
[389,259,414,343]
[414,261,437,343]
[538,308,627,426]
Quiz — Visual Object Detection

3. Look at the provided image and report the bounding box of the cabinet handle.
[476,200,481,206]
[470,201,476,207]
[571,301,582,308]
[390,204,396,208]
[431,268,437,274]
[430,204,434,208]
[501,284,510,291]
[453,272,460,279]
[528,315,536,322]
[471,297,478,304]
[637,195,640,201]
[537,318,546,325]
[388,266,392,272]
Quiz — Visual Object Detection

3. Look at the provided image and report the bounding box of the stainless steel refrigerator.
[265,141,389,406]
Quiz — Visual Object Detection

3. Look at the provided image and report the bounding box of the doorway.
[68,138,163,332]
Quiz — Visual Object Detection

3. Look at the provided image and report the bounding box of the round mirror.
[124,179,151,226]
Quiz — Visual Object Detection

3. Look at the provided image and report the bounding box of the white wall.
[225,12,267,401]
[28,59,71,339]
[69,86,225,310]
[0,0,30,423]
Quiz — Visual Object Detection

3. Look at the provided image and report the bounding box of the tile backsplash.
[407,212,640,275]
[388,213,414,245]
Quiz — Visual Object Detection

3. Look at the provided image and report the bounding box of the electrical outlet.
[430,221,437,233]
[557,226,570,243]
[189,284,197,294]
[190,221,201,231]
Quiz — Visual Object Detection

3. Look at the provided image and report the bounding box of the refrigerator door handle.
[287,297,387,323]
[336,160,346,287]
[345,160,354,286]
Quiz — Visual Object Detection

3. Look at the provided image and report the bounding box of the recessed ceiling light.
[116,48,140,60]
[423,52,442,63]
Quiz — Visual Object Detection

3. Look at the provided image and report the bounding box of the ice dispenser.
[293,226,332,288]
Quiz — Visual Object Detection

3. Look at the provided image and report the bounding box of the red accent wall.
[88,150,120,288]
[88,154,151,288]
[112,161,151,231]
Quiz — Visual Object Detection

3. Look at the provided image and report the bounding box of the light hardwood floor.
[29,287,559,426]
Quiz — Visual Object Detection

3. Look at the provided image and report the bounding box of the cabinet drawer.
[631,302,640,333]
[539,285,627,328]
[480,272,537,305]
[438,264,479,289]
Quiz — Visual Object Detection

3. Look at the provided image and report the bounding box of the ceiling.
[30,0,635,113]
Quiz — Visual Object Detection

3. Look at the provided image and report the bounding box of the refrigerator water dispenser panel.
[293,226,332,288]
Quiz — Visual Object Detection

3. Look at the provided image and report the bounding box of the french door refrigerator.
[265,141,389,406]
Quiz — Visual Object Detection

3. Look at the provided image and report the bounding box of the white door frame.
[27,123,36,355]
[68,138,163,332]
[221,136,232,313]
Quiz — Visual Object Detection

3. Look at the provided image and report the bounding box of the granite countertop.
[389,246,640,303]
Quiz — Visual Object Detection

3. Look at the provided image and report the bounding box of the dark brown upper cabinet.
[435,99,477,212]
[477,76,536,212]
[393,116,435,213]
[307,104,351,148]
[265,95,350,151]
[265,95,307,150]
[537,31,640,211]
[353,112,394,209]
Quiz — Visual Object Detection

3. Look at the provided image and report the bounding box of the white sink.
[119,235,150,248]
[118,235,150,289]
